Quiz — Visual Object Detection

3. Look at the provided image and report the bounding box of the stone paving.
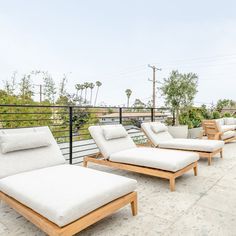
[1,143,236,236]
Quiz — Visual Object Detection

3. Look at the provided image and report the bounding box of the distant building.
[99,112,171,125]
[221,107,236,115]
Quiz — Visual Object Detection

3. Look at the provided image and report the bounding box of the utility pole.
[34,84,43,102]
[148,64,161,119]
[39,84,43,103]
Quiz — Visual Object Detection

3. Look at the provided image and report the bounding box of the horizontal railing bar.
[52,129,70,133]
[0,112,68,115]
[72,161,84,165]
[0,119,63,122]
[0,125,50,129]
[72,143,96,148]
[72,154,98,160]
[0,104,169,110]
[63,147,98,155]
[48,124,68,127]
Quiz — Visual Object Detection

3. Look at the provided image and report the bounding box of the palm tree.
[125,89,132,107]
[89,82,95,105]
[79,84,85,105]
[83,82,90,104]
[94,81,102,106]
[75,84,81,100]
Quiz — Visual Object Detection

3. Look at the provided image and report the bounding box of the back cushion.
[151,123,168,134]
[89,125,136,159]
[142,122,173,146]
[224,118,236,125]
[216,119,225,126]
[0,132,51,154]
[102,125,128,140]
[0,127,65,179]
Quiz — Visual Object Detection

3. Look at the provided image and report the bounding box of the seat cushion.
[0,165,137,227]
[221,130,236,140]
[109,147,199,172]
[158,139,224,152]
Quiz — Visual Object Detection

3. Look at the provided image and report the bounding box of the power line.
[150,53,236,64]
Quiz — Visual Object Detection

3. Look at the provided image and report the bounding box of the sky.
[1,0,236,107]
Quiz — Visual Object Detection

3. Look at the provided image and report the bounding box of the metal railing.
[0,104,170,164]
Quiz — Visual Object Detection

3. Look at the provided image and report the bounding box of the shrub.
[179,107,203,129]
[222,112,231,117]
[212,111,221,119]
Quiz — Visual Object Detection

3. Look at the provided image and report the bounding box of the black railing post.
[119,108,122,124]
[69,106,73,164]
[151,108,154,122]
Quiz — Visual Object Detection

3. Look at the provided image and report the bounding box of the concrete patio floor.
[1,142,236,236]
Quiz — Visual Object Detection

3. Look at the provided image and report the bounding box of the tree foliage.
[161,70,198,125]
[18,74,34,101]
[125,89,132,107]
[216,99,236,112]
[42,72,57,103]
[133,98,146,109]
[0,72,100,142]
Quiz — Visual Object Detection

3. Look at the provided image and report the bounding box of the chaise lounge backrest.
[141,122,173,147]
[89,125,136,159]
[215,118,236,132]
[0,126,65,179]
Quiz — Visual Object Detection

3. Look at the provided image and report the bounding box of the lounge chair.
[141,122,224,165]
[0,126,137,236]
[202,120,236,143]
[84,125,199,191]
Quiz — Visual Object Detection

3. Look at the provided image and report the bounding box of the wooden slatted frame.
[0,191,137,236]
[202,120,236,144]
[141,128,223,166]
[83,153,198,192]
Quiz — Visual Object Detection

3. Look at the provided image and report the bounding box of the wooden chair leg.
[169,178,175,192]
[193,165,198,176]
[83,159,88,167]
[220,150,223,158]
[208,156,212,166]
[131,194,137,216]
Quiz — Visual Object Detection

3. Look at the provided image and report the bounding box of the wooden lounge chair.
[141,122,225,166]
[84,125,199,192]
[202,120,236,143]
[0,127,137,236]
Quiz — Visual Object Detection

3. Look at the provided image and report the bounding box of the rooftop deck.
[1,142,236,236]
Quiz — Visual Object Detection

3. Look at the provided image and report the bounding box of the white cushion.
[102,125,128,140]
[216,119,225,126]
[0,165,137,227]
[158,139,224,152]
[89,125,136,159]
[224,118,236,125]
[141,122,173,146]
[151,123,168,134]
[221,125,236,132]
[0,127,65,179]
[0,132,51,154]
[215,120,223,132]
[221,130,236,140]
[110,147,199,172]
